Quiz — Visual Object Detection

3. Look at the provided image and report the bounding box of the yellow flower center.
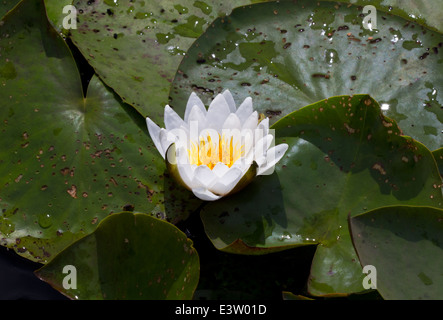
[188,133,244,170]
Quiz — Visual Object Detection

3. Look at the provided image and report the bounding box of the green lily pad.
[68,0,443,130]
[350,206,443,300]
[345,0,443,32]
[170,0,443,151]
[0,0,20,19]
[68,0,285,123]
[0,0,199,263]
[44,0,75,32]
[346,0,443,33]
[35,212,199,300]
[200,95,442,296]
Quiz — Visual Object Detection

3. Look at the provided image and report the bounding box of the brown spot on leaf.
[344,123,355,134]
[382,120,393,127]
[67,185,77,198]
[109,177,118,186]
[372,163,387,175]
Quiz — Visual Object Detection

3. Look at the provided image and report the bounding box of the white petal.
[222,89,237,113]
[235,97,253,123]
[159,129,176,158]
[169,125,190,150]
[242,111,258,131]
[257,117,270,135]
[240,127,255,159]
[187,104,207,126]
[221,113,242,131]
[232,152,253,173]
[167,145,194,189]
[206,93,231,132]
[254,119,270,150]
[254,134,274,161]
[177,163,194,189]
[164,105,185,131]
[209,167,243,196]
[184,92,206,123]
[146,117,163,157]
[212,162,230,178]
[257,143,289,176]
[192,188,221,201]
[192,165,217,188]
[255,155,267,168]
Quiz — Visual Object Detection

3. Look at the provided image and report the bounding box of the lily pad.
[0,0,20,19]
[170,0,443,151]
[44,0,75,32]
[350,206,443,300]
[346,0,443,33]
[68,0,443,130]
[0,0,199,263]
[68,0,283,123]
[200,95,442,296]
[35,212,199,300]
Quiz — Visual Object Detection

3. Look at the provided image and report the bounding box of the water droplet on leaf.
[38,213,52,229]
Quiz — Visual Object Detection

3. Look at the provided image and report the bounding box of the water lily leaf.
[346,0,443,34]
[200,94,442,296]
[68,0,285,123]
[0,0,20,19]
[35,212,199,300]
[282,292,314,300]
[44,0,75,32]
[0,0,199,263]
[66,0,219,120]
[68,0,443,130]
[170,0,443,151]
[350,206,443,300]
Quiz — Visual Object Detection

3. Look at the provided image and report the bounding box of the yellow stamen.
[188,133,244,169]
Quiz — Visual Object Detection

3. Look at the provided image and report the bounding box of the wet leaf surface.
[350,206,443,299]
[35,212,199,300]
[69,0,279,123]
[171,0,443,151]
[346,0,443,33]
[44,0,75,32]
[200,95,442,296]
[0,0,200,263]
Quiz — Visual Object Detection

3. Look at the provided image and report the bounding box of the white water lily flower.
[146,90,288,201]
